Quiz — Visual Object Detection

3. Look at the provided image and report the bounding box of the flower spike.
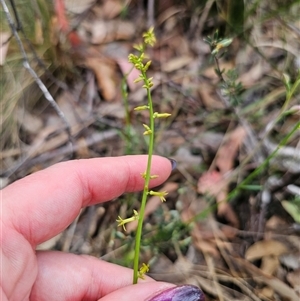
[153,112,172,118]
[127,27,169,284]
[149,190,168,202]
[116,210,139,231]
[138,263,150,279]
[143,124,152,135]
[143,27,156,46]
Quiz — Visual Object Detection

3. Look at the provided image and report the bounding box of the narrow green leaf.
[281,201,300,223]
[227,0,244,35]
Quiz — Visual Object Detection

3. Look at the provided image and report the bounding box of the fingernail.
[148,285,205,301]
[167,158,177,171]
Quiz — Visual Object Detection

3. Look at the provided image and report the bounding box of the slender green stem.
[289,76,300,99]
[122,76,132,154]
[275,73,300,124]
[190,120,300,224]
[133,75,155,284]
[121,66,135,155]
[228,119,300,200]
[122,77,130,128]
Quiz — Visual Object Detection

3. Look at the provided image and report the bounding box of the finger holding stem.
[117,27,172,284]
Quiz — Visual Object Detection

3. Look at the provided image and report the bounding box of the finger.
[98,283,176,301]
[3,155,172,245]
[30,251,174,301]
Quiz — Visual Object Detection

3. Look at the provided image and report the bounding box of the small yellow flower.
[212,38,233,55]
[128,53,138,64]
[149,190,168,202]
[142,78,154,89]
[143,124,152,135]
[141,172,159,179]
[134,105,149,111]
[138,263,150,279]
[143,27,156,46]
[116,210,139,231]
[153,112,172,118]
[133,43,144,52]
[133,75,144,83]
[143,60,152,72]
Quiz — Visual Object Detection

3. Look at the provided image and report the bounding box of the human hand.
[1,155,171,300]
[1,155,204,301]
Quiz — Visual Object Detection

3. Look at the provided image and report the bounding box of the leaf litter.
[1,1,300,300]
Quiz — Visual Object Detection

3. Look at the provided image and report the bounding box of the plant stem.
[121,75,133,155]
[190,120,300,225]
[133,74,155,284]
[227,119,300,201]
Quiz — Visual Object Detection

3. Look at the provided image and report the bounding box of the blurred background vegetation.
[1,0,300,300]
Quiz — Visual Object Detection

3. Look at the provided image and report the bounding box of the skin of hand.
[1,155,175,301]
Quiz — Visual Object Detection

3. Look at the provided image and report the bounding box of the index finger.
[2,155,172,245]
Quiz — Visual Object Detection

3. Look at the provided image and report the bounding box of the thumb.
[98,283,205,301]
[98,282,173,301]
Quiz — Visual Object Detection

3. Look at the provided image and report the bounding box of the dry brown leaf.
[245,240,288,261]
[161,55,193,72]
[156,6,183,27]
[234,257,299,301]
[287,269,300,292]
[265,277,299,301]
[239,62,270,87]
[219,224,238,239]
[259,286,274,300]
[89,20,135,44]
[88,20,107,44]
[215,126,246,173]
[217,202,239,229]
[261,255,280,276]
[65,0,94,14]
[84,57,117,101]
[266,215,289,230]
[197,127,246,228]
[198,85,225,109]
[34,18,44,45]
[76,137,90,158]
[186,210,220,258]
[102,0,123,19]
[203,61,235,80]
[150,254,192,283]
[197,170,239,228]
[197,170,227,196]
[181,207,216,241]
[193,236,220,258]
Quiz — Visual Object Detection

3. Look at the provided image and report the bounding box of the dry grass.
[1,0,300,300]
